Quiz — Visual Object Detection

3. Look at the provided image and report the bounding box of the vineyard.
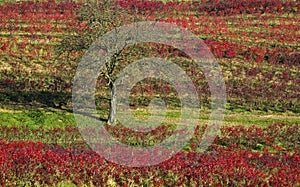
[0,0,299,186]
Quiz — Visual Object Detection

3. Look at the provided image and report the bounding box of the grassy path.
[1,107,299,129]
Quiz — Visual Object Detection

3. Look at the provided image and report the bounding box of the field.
[0,0,299,186]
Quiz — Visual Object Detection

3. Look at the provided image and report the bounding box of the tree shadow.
[0,89,109,122]
[0,89,71,110]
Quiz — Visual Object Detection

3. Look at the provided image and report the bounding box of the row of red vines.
[117,0,299,15]
[1,1,298,64]
[0,139,299,186]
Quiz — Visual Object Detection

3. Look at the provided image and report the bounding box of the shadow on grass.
[0,89,109,122]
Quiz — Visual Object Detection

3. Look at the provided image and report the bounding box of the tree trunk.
[108,82,116,125]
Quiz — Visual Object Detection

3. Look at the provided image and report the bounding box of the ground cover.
[0,0,299,186]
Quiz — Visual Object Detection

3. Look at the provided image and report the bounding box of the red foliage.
[0,124,299,186]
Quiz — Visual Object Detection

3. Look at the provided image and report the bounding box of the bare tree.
[57,0,146,125]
